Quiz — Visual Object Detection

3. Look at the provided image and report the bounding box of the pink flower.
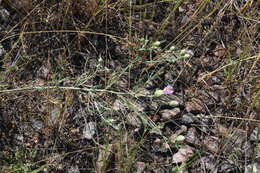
[163,85,174,95]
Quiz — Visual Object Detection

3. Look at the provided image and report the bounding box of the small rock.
[136,162,146,173]
[203,136,220,153]
[127,112,142,127]
[245,163,260,173]
[197,90,219,105]
[211,76,221,84]
[154,138,162,144]
[14,134,24,145]
[197,114,213,131]
[117,77,129,88]
[186,49,194,57]
[185,98,204,113]
[50,107,61,124]
[218,161,239,172]
[214,44,226,57]
[232,128,248,142]
[198,155,216,171]
[181,113,196,124]
[178,6,185,12]
[20,122,34,136]
[130,100,147,112]
[0,44,6,57]
[68,165,80,173]
[30,118,44,132]
[215,123,230,137]
[172,145,194,163]
[34,78,46,85]
[250,127,260,142]
[242,140,254,160]
[161,142,171,152]
[185,127,200,146]
[236,47,243,56]
[82,122,96,139]
[37,65,50,79]
[164,72,174,82]
[151,113,160,122]
[161,108,181,121]
[0,7,10,22]
[113,99,127,111]
[207,91,220,102]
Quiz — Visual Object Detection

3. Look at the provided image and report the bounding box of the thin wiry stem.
[0,85,128,95]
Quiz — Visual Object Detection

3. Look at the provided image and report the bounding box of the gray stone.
[161,108,180,121]
[30,118,44,131]
[68,165,80,173]
[126,112,142,127]
[82,122,96,139]
[250,127,260,142]
[0,44,6,57]
[245,163,260,173]
[0,7,10,22]
[181,113,196,124]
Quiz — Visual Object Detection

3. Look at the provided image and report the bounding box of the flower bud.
[154,89,164,97]
[182,53,191,59]
[169,46,176,51]
[168,100,179,107]
[179,49,187,56]
[152,41,161,48]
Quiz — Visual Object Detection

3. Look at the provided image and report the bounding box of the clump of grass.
[2,148,46,173]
